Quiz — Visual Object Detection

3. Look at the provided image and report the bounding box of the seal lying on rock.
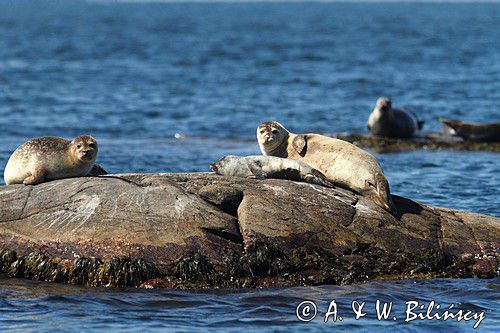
[439,118,500,142]
[210,155,334,188]
[257,121,396,213]
[4,136,98,185]
[368,97,424,138]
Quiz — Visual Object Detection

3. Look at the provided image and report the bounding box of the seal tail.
[417,120,425,130]
[406,109,424,131]
[372,173,397,215]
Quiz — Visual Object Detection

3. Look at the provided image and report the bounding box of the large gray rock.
[0,173,498,288]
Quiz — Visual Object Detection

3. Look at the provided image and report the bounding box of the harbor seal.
[210,155,334,188]
[367,97,424,138]
[439,118,500,142]
[257,121,395,213]
[4,136,98,185]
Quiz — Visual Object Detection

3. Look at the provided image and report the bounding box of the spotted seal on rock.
[4,136,98,185]
[257,121,396,213]
[368,97,424,138]
[210,155,334,188]
[439,118,500,142]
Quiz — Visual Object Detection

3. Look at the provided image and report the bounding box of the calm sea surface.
[0,1,498,332]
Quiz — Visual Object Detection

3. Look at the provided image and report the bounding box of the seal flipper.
[366,174,397,215]
[292,135,307,156]
[87,164,108,176]
[304,170,336,188]
[247,161,267,179]
[23,168,46,186]
[304,174,335,188]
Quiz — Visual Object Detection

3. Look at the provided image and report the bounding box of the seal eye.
[89,143,96,149]
[77,144,82,149]
[271,129,278,134]
[260,130,265,135]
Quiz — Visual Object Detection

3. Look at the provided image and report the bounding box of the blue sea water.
[0,1,499,332]
[1,277,499,332]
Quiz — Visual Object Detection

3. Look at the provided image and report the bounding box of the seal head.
[70,135,98,163]
[210,156,236,175]
[210,155,256,178]
[257,121,290,156]
[376,96,392,112]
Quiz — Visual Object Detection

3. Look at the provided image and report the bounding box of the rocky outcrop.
[0,173,498,288]
[334,133,500,153]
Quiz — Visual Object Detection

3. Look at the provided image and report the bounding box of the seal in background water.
[210,155,334,188]
[257,121,396,213]
[368,97,424,138]
[439,118,500,142]
[4,136,98,185]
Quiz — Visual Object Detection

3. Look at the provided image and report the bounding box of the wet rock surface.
[334,133,500,153]
[0,173,498,288]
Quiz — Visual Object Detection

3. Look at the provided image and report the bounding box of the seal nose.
[265,135,272,142]
[82,150,94,158]
[210,163,217,172]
